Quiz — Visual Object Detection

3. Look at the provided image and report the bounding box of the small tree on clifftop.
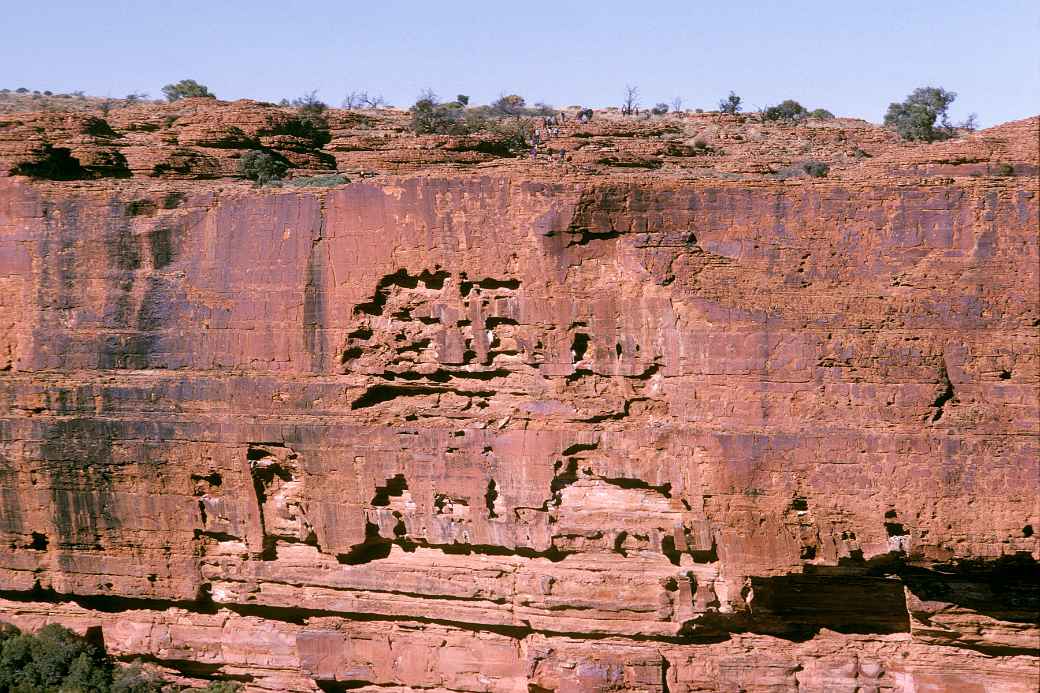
[884,86,957,142]
[622,85,639,115]
[491,94,527,116]
[763,99,809,122]
[162,79,215,101]
[719,91,742,114]
[291,90,327,115]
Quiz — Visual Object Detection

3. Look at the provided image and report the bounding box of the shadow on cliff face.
[13,146,87,180]
[98,204,181,368]
[814,550,1040,622]
[897,554,1039,621]
[696,553,1040,645]
[745,574,909,637]
[41,419,120,553]
[13,144,131,180]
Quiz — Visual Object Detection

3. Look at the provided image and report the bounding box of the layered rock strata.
[0,105,1037,691]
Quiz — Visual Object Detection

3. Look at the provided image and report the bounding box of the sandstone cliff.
[0,101,1037,691]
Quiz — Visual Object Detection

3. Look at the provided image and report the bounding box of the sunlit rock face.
[0,105,1037,691]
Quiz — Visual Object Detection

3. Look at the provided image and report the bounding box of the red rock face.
[0,111,1037,691]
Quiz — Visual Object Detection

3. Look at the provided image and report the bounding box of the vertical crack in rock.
[931,357,956,422]
[303,196,328,372]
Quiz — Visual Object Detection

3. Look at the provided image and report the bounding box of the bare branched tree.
[671,97,683,113]
[343,90,388,109]
[292,90,328,115]
[622,85,640,115]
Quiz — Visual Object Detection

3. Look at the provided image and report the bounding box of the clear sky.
[3,0,1037,126]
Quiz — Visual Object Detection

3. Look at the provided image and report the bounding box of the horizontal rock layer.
[0,130,1038,692]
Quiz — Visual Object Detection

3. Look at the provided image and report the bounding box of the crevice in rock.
[433,493,468,513]
[602,477,672,498]
[395,537,571,562]
[349,384,442,409]
[566,228,623,247]
[336,522,392,565]
[570,333,590,361]
[580,398,646,423]
[0,584,219,615]
[549,459,579,497]
[565,368,594,383]
[561,441,598,456]
[661,536,681,566]
[460,277,520,297]
[113,653,253,682]
[354,269,450,316]
[315,681,373,692]
[931,360,956,422]
[350,384,493,409]
[485,479,501,518]
[613,531,629,557]
[425,368,511,382]
[371,474,409,506]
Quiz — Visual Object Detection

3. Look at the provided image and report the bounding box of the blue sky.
[3,0,1037,126]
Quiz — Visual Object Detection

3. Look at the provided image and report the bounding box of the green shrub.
[490,94,527,116]
[412,100,462,134]
[651,103,669,116]
[718,92,741,114]
[0,623,241,692]
[802,161,829,177]
[883,86,957,142]
[456,94,470,106]
[809,108,834,119]
[286,174,350,187]
[237,150,287,185]
[993,163,1014,177]
[161,79,215,102]
[290,90,327,116]
[763,99,808,122]
[111,660,167,692]
[0,623,113,691]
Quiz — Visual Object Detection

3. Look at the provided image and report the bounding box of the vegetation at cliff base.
[0,622,112,692]
[0,622,242,692]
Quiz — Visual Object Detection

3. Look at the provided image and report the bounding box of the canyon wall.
[0,119,1038,691]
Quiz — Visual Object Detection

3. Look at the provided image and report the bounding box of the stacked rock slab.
[0,104,1037,692]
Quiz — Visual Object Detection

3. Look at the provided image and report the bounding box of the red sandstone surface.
[0,100,1037,691]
